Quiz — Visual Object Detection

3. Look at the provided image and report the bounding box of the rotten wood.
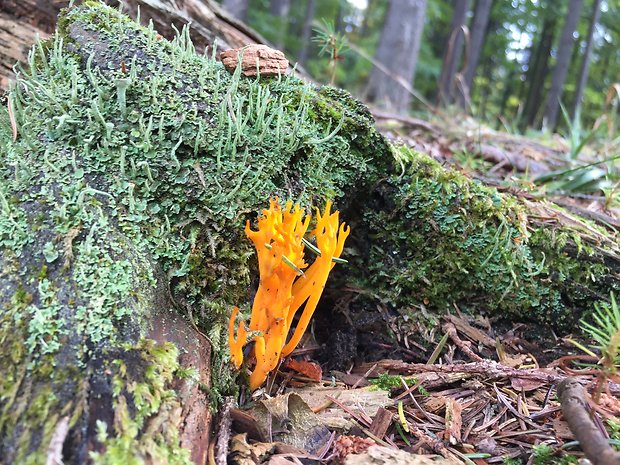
[220,44,288,77]
[368,407,394,439]
[0,0,287,92]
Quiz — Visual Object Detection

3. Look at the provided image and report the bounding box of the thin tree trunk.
[458,0,493,108]
[297,0,316,66]
[571,0,601,118]
[520,13,556,130]
[270,0,291,50]
[543,0,583,130]
[364,0,428,113]
[222,0,248,22]
[438,0,469,106]
[335,0,345,33]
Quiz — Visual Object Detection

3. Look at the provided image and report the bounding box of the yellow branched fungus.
[228,197,350,391]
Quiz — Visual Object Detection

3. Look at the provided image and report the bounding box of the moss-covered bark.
[0,2,618,463]
[341,148,619,336]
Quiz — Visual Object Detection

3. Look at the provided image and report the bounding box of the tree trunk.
[364,0,428,113]
[297,0,317,66]
[571,0,601,118]
[270,0,291,50]
[520,12,556,130]
[458,0,493,109]
[438,0,469,106]
[543,0,583,130]
[222,0,249,22]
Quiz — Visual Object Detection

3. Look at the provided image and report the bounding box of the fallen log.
[0,2,618,464]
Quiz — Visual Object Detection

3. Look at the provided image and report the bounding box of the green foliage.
[245,0,620,132]
[570,293,620,397]
[370,374,409,391]
[313,20,348,85]
[531,444,577,465]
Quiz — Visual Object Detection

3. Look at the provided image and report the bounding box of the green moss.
[88,340,193,465]
[347,146,618,330]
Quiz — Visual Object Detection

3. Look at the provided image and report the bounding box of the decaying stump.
[0,2,619,464]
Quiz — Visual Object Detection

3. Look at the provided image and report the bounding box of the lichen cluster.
[0,1,387,462]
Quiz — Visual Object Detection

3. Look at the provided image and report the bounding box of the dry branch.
[558,378,620,465]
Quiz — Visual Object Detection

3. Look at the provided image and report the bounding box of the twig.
[45,416,70,465]
[443,322,484,362]
[215,396,235,465]
[371,109,439,134]
[363,359,565,384]
[558,378,620,465]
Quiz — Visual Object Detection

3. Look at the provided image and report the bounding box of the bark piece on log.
[220,45,288,77]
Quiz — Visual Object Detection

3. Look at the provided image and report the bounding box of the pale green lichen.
[0,1,389,461]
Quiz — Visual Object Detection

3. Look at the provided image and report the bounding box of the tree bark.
[543,0,583,130]
[458,0,493,109]
[571,0,601,118]
[438,0,469,106]
[364,0,428,113]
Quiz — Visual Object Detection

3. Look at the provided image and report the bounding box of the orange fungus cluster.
[228,198,350,390]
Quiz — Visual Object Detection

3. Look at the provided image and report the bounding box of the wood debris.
[220,45,288,77]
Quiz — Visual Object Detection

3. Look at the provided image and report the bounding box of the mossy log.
[0,3,618,464]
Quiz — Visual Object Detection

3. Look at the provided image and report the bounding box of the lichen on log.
[0,1,618,463]
[0,2,387,462]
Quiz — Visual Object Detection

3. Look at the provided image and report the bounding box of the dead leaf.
[245,393,330,454]
[344,445,463,465]
[552,418,574,440]
[266,457,297,465]
[499,353,528,368]
[598,393,620,414]
[295,386,391,430]
[230,433,276,465]
[284,359,322,382]
[510,377,545,391]
[424,395,448,413]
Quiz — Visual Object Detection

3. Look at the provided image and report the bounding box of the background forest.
[219,0,619,135]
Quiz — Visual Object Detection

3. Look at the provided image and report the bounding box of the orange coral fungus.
[228,198,350,391]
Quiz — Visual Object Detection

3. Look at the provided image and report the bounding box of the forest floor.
[224,112,620,465]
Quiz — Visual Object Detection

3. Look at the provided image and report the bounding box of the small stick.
[558,377,620,465]
[443,322,484,362]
